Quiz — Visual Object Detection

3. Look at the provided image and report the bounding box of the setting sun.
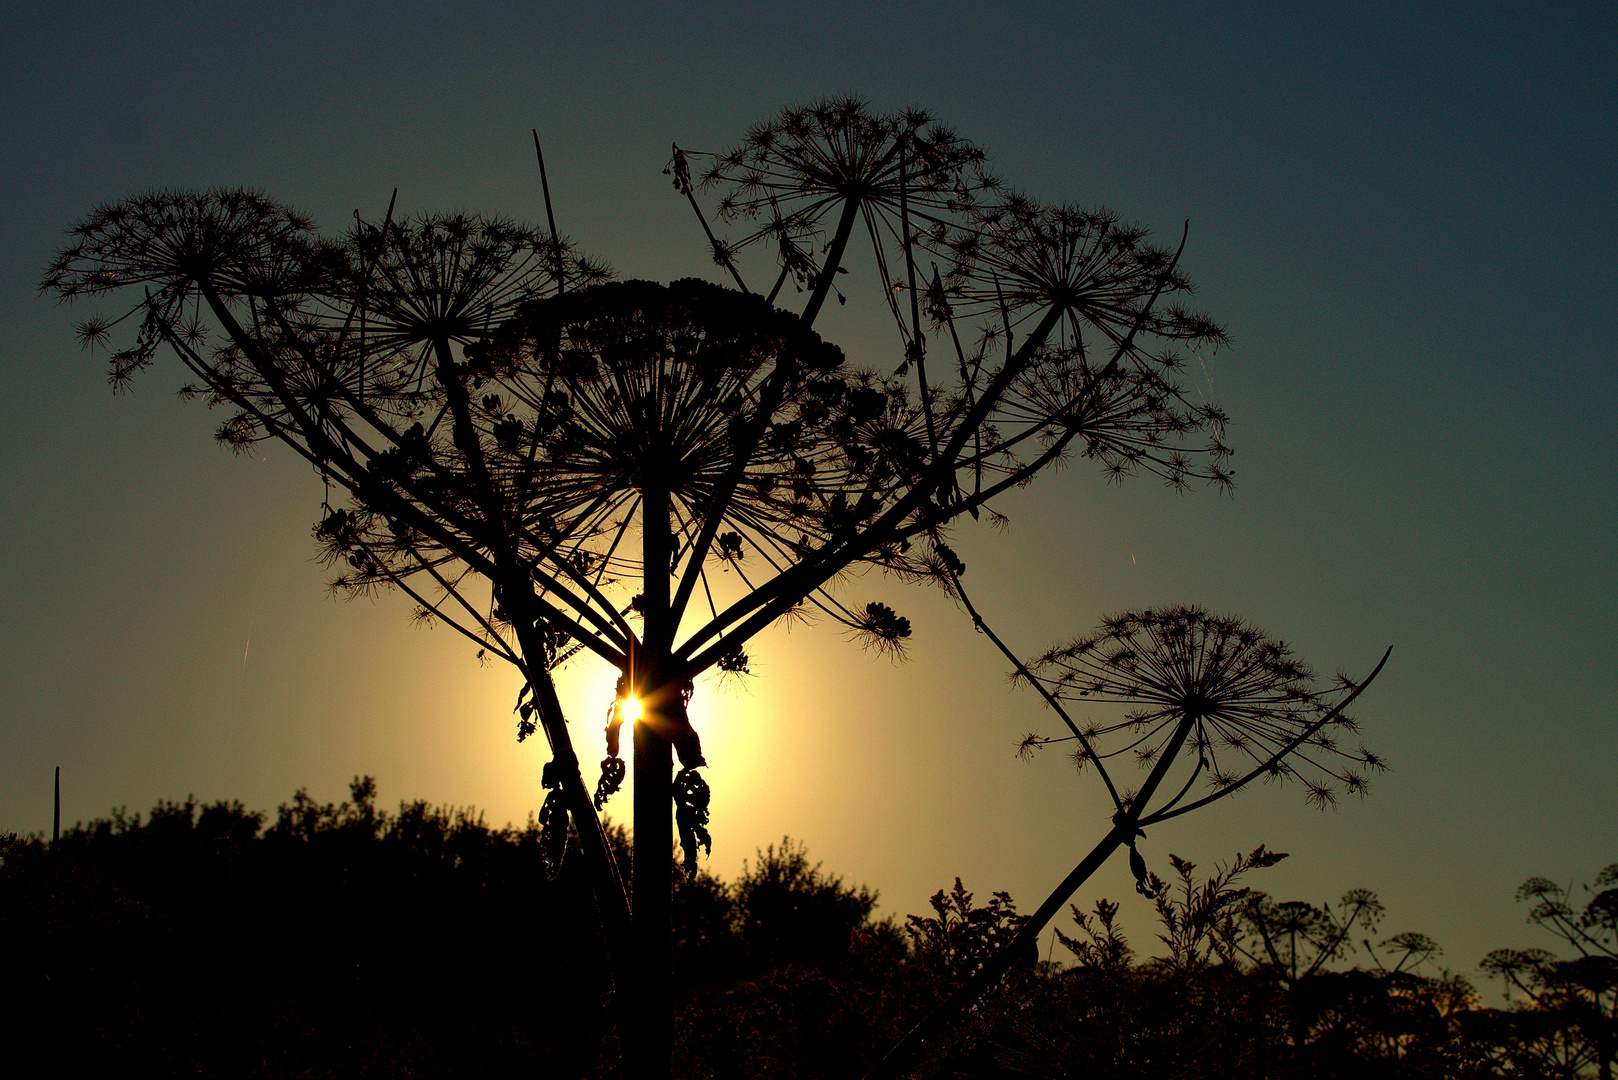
[618,695,644,723]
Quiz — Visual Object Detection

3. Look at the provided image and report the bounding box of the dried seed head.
[1025,606,1384,810]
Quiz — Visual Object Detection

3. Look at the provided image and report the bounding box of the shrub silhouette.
[9,790,1590,1078]
[2,780,614,1077]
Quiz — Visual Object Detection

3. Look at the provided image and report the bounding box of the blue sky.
[2,1,1614,975]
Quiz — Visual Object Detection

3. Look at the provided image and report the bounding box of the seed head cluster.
[1022,607,1384,810]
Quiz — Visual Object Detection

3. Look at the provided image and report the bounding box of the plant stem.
[800,195,862,327]
[627,479,675,1080]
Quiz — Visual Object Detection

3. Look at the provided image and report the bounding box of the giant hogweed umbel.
[1019,606,1385,813]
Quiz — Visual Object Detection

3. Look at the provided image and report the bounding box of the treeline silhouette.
[3,781,1611,1078]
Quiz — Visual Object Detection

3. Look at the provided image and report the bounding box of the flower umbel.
[1022,606,1383,811]
[699,97,995,292]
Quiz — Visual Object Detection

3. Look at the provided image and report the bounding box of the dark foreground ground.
[4,780,1611,1078]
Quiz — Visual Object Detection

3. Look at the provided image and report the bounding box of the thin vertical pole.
[52,765,60,845]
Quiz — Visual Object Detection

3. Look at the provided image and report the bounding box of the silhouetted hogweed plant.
[45,97,1388,1080]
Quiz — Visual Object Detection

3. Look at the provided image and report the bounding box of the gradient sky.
[3,1,1614,979]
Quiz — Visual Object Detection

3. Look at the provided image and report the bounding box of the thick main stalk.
[628,479,675,1080]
